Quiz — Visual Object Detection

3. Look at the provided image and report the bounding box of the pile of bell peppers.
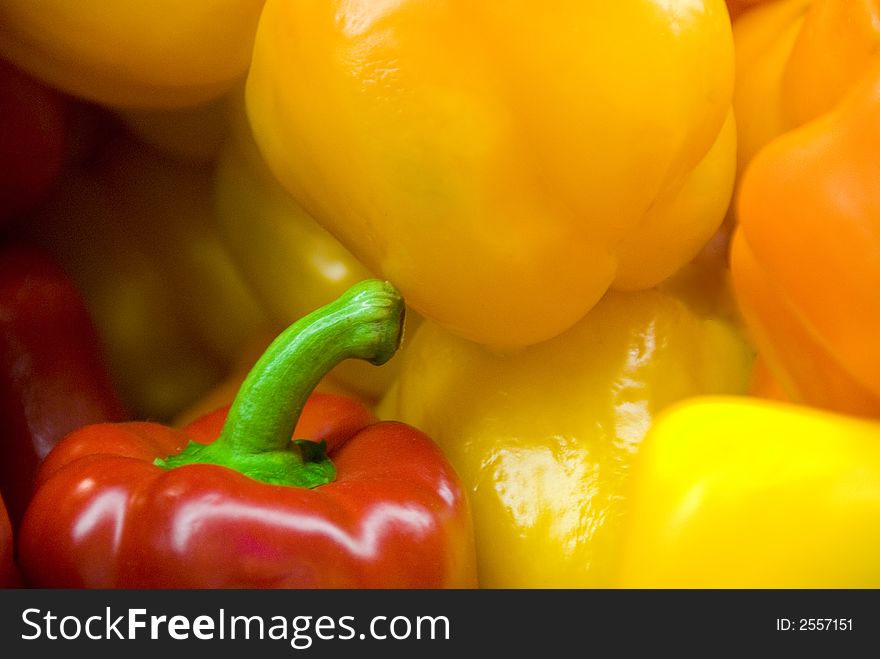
[0,0,878,590]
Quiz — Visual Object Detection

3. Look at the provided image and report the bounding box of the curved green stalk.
[155,279,405,487]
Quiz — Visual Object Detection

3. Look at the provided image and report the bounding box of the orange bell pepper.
[726,0,772,18]
[748,356,791,403]
[731,64,880,417]
[733,0,880,179]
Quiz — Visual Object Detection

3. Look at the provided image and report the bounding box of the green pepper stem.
[155,279,405,487]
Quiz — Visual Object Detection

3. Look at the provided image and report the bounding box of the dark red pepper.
[19,280,477,588]
[0,244,127,529]
[0,495,19,587]
[0,58,68,226]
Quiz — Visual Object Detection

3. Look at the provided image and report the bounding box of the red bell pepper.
[0,58,68,227]
[19,280,477,588]
[0,495,19,587]
[0,244,127,530]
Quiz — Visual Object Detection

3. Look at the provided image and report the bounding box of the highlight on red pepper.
[18,279,477,589]
[0,243,127,530]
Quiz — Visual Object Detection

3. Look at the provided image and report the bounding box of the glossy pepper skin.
[731,65,880,417]
[377,274,753,587]
[246,0,736,348]
[732,0,880,178]
[19,280,477,589]
[0,244,127,529]
[618,397,880,588]
[0,1,266,109]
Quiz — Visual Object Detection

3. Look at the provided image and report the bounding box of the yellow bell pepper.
[377,270,753,587]
[618,397,880,588]
[246,0,737,348]
[213,92,416,403]
[0,0,266,109]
